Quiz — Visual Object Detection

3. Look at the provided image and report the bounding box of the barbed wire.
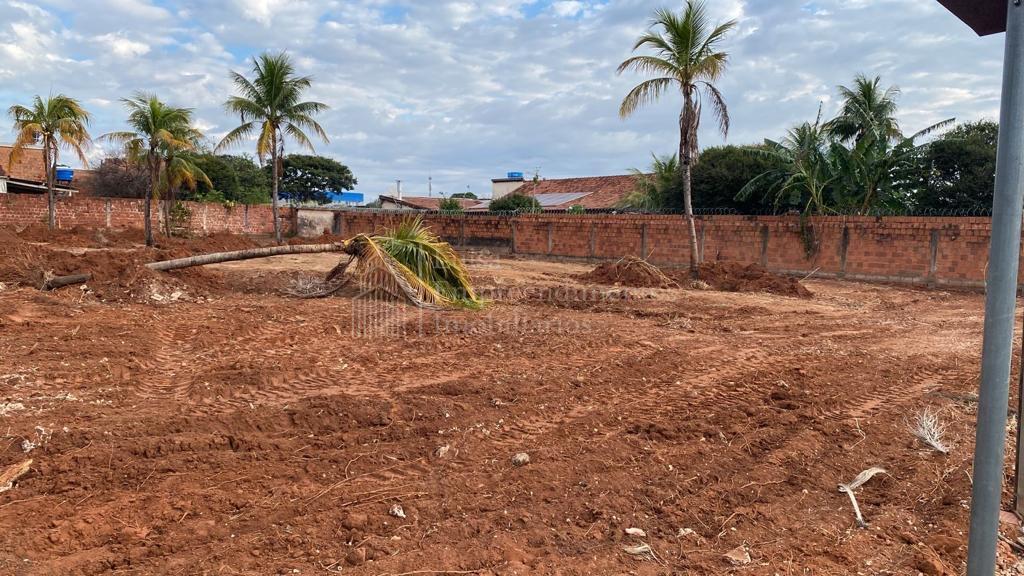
[336,205,993,217]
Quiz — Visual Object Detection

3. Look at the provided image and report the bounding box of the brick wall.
[0,146,47,182]
[0,193,289,235]
[300,210,1003,289]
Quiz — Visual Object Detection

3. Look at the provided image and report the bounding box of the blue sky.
[0,0,1006,200]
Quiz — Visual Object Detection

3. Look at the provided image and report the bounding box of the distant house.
[378,195,482,211]
[0,144,79,196]
[481,172,638,211]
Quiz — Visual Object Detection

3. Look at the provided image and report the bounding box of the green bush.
[439,197,464,212]
[489,194,541,212]
[566,204,585,214]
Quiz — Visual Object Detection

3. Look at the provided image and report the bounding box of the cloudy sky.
[0,0,1006,200]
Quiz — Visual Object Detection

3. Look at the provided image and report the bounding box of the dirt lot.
[0,229,1020,575]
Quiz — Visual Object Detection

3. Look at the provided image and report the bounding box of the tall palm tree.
[8,95,92,229]
[101,93,198,246]
[824,75,902,144]
[217,51,329,244]
[618,1,736,275]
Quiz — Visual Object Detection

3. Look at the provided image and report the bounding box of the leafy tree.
[217,52,329,243]
[912,121,997,212]
[451,191,477,199]
[489,194,541,212]
[188,154,271,205]
[618,0,736,274]
[8,94,92,229]
[271,154,355,205]
[691,145,784,211]
[101,93,199,246]
[439,197,464,212]
[224,155,271,204]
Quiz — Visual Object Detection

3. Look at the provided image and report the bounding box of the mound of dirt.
[577,257,678,289]
[690,262,812,298]
[0,239,225,302]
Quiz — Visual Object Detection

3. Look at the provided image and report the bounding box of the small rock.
[433,445,450,458]
[389,504,406,519]
[724,545,751,566]
[677,527,696,538]
[512,452,531,467]
[340,513,368,530]
[344,548,367,566]
[624,528,646,538]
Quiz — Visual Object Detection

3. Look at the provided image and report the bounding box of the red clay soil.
[577,257,678,289]
[0,226,273,301]
[0,235,1020,575]
[690,261,813,298]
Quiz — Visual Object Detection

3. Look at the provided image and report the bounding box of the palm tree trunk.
[44,140,55,230]
[679,96,700,278]
[271,133,282,245]
[145,152,157,247]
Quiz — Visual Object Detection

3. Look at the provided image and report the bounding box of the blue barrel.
[55,167,74,182]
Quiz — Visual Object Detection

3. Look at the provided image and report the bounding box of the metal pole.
[967,2,1024,573]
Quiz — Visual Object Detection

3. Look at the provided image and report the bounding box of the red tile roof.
[379,195,482,210]
[513,175,638,210]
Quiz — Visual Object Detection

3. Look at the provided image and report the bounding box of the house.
[378,195,482,211]
[484,172,638,211]
[0,144,79,195]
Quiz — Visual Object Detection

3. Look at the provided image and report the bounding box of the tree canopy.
[271,154,356,205]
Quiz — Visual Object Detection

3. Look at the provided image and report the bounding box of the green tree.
[451,191,477,199]
[439,197,464,212]
[824,75,902,144]
[217,52,329,243]
[618,0,736,274]
[224,155,271,204]
[8,94,92,229]
[272,154,356,205]
[738,108,837,214]
[619,153,679,212]
[192,154,239,201]
[101,93,198,246]
[691,145,784,211]
[912,120,997,212]
[489,194,541,212]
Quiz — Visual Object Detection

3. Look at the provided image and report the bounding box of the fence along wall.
[308,210,995,289]
[0,194,289,235]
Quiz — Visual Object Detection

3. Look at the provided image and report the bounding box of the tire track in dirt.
[821,356,949,421]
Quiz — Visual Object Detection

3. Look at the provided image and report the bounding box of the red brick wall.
[312,211,1003,289]
[0,146,47,182]
[0,193,289,235]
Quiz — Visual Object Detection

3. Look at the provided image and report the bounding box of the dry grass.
[911,408,950,454]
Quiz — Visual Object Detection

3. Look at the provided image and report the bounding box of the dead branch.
[838,466,887,528]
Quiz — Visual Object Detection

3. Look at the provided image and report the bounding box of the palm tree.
[217,51,329,244]
[619,153,679,211]
[8,95,92,229]
[101,93,199,246]
[618,1,736,275]
[824,75,902,144]
[738,107,837,214]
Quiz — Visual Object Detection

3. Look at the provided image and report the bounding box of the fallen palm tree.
[41,218,483,309]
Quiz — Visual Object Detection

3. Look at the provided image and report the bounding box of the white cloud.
[0,0,1007,199]
[94,33,150,58]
